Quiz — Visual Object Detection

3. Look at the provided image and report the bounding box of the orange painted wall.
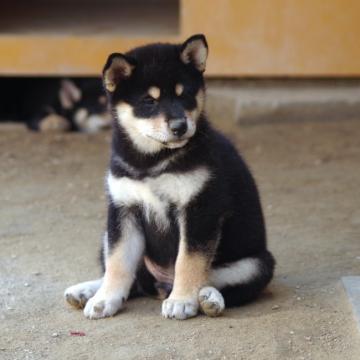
[1,0,360,76]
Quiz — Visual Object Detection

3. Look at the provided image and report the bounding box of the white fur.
[59,79,81,109]
[74,108,88,125]
[198,286,225,317]
[116,103,196,154]
[210,258,260,288]
[84,288,126,319]
[116,103,164,153]
[108,173,168,229]
[162,297,198,320]
[175,83,184,96]
[84,215,144,319]
[111,214,145,278]
[107,167,210,229]
[102,231,109,262]
[64,278,102,307]
[180,39,208,72]
[74,108,111,133]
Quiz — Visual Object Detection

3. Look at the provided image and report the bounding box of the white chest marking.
[107,168,211,226]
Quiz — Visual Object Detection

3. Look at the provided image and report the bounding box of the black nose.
[169,119,187,137]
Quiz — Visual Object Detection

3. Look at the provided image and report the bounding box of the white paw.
[83,290,125,319]
[198,286,225,317]
[162,297,199,320]
[64,279,102,309]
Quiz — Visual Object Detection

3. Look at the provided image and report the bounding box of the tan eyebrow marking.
[175,83,184,96]
[148,86,161,99]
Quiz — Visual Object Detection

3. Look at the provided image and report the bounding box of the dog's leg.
[84,208,144,319]
[162,211,219,320]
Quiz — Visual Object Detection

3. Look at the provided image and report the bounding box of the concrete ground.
[1,117,360,360]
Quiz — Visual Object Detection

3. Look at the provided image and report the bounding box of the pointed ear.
[180,34,208,72]
[59,80,82,109]
[103,53,136,92]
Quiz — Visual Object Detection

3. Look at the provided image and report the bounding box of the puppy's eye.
[142,95,157,106]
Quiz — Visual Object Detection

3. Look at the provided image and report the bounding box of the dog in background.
[0,78,111,132]
[65,34,275,320]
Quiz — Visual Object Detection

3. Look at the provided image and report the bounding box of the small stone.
[51,332,59,338]
[305,336,312,341]
[11,254,17,259]
[24,283,30,287]
[32,271,41,276]
[271,305,280,310]
[295,285,301,289]
[290,331,294,335]
[296,297,302,301]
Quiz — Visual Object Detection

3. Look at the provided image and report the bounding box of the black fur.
[103,36,275,307]
[0,77,107,131]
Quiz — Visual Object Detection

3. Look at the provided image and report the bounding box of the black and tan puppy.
[64,34,275,320]
[0,78,110,132]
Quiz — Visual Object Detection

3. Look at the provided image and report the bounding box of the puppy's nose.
[169,118,187,137]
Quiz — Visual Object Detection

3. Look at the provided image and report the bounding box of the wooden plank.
[0,35,179,76]
[1,0,360,76]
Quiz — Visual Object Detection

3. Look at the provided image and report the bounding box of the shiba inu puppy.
[64,34,275,320]
[0,78,110,132]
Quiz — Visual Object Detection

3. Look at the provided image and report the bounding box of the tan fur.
[185,89,205,122]
[150,114,167,131]
[100,215,144,298]
[180,40,208,72]
[175,83,184,96]
[148,86,161,99]
[104,57,134,92]
[102,248,131,296]
[170,235,210,299]
[98,95,107,104]
[39,114,70,132]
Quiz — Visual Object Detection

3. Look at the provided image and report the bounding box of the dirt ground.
[1,118,360,360]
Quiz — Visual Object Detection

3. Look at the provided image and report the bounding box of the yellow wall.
[182,0,360,76]
[1,0,360,76]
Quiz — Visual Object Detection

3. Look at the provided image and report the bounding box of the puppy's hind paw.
[199,286,225,317]
[64,279,102,309]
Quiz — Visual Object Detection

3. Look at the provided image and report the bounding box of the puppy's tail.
[210,250,275,307]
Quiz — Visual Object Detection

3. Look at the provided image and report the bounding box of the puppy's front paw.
[84,291,125,319]
[162,297,199,320]
[39,114,70,132]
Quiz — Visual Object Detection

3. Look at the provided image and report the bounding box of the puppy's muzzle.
[168,118,187,137]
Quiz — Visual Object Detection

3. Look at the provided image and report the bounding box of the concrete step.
[206,79,360,124]
[342,277,360,332]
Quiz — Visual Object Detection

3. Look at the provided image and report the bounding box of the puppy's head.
[102,34,208,153]
[59,79,111,133]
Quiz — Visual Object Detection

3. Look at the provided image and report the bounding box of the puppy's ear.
[103,53,136,92]
[180,34,208,72]
[59,79,82,109]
